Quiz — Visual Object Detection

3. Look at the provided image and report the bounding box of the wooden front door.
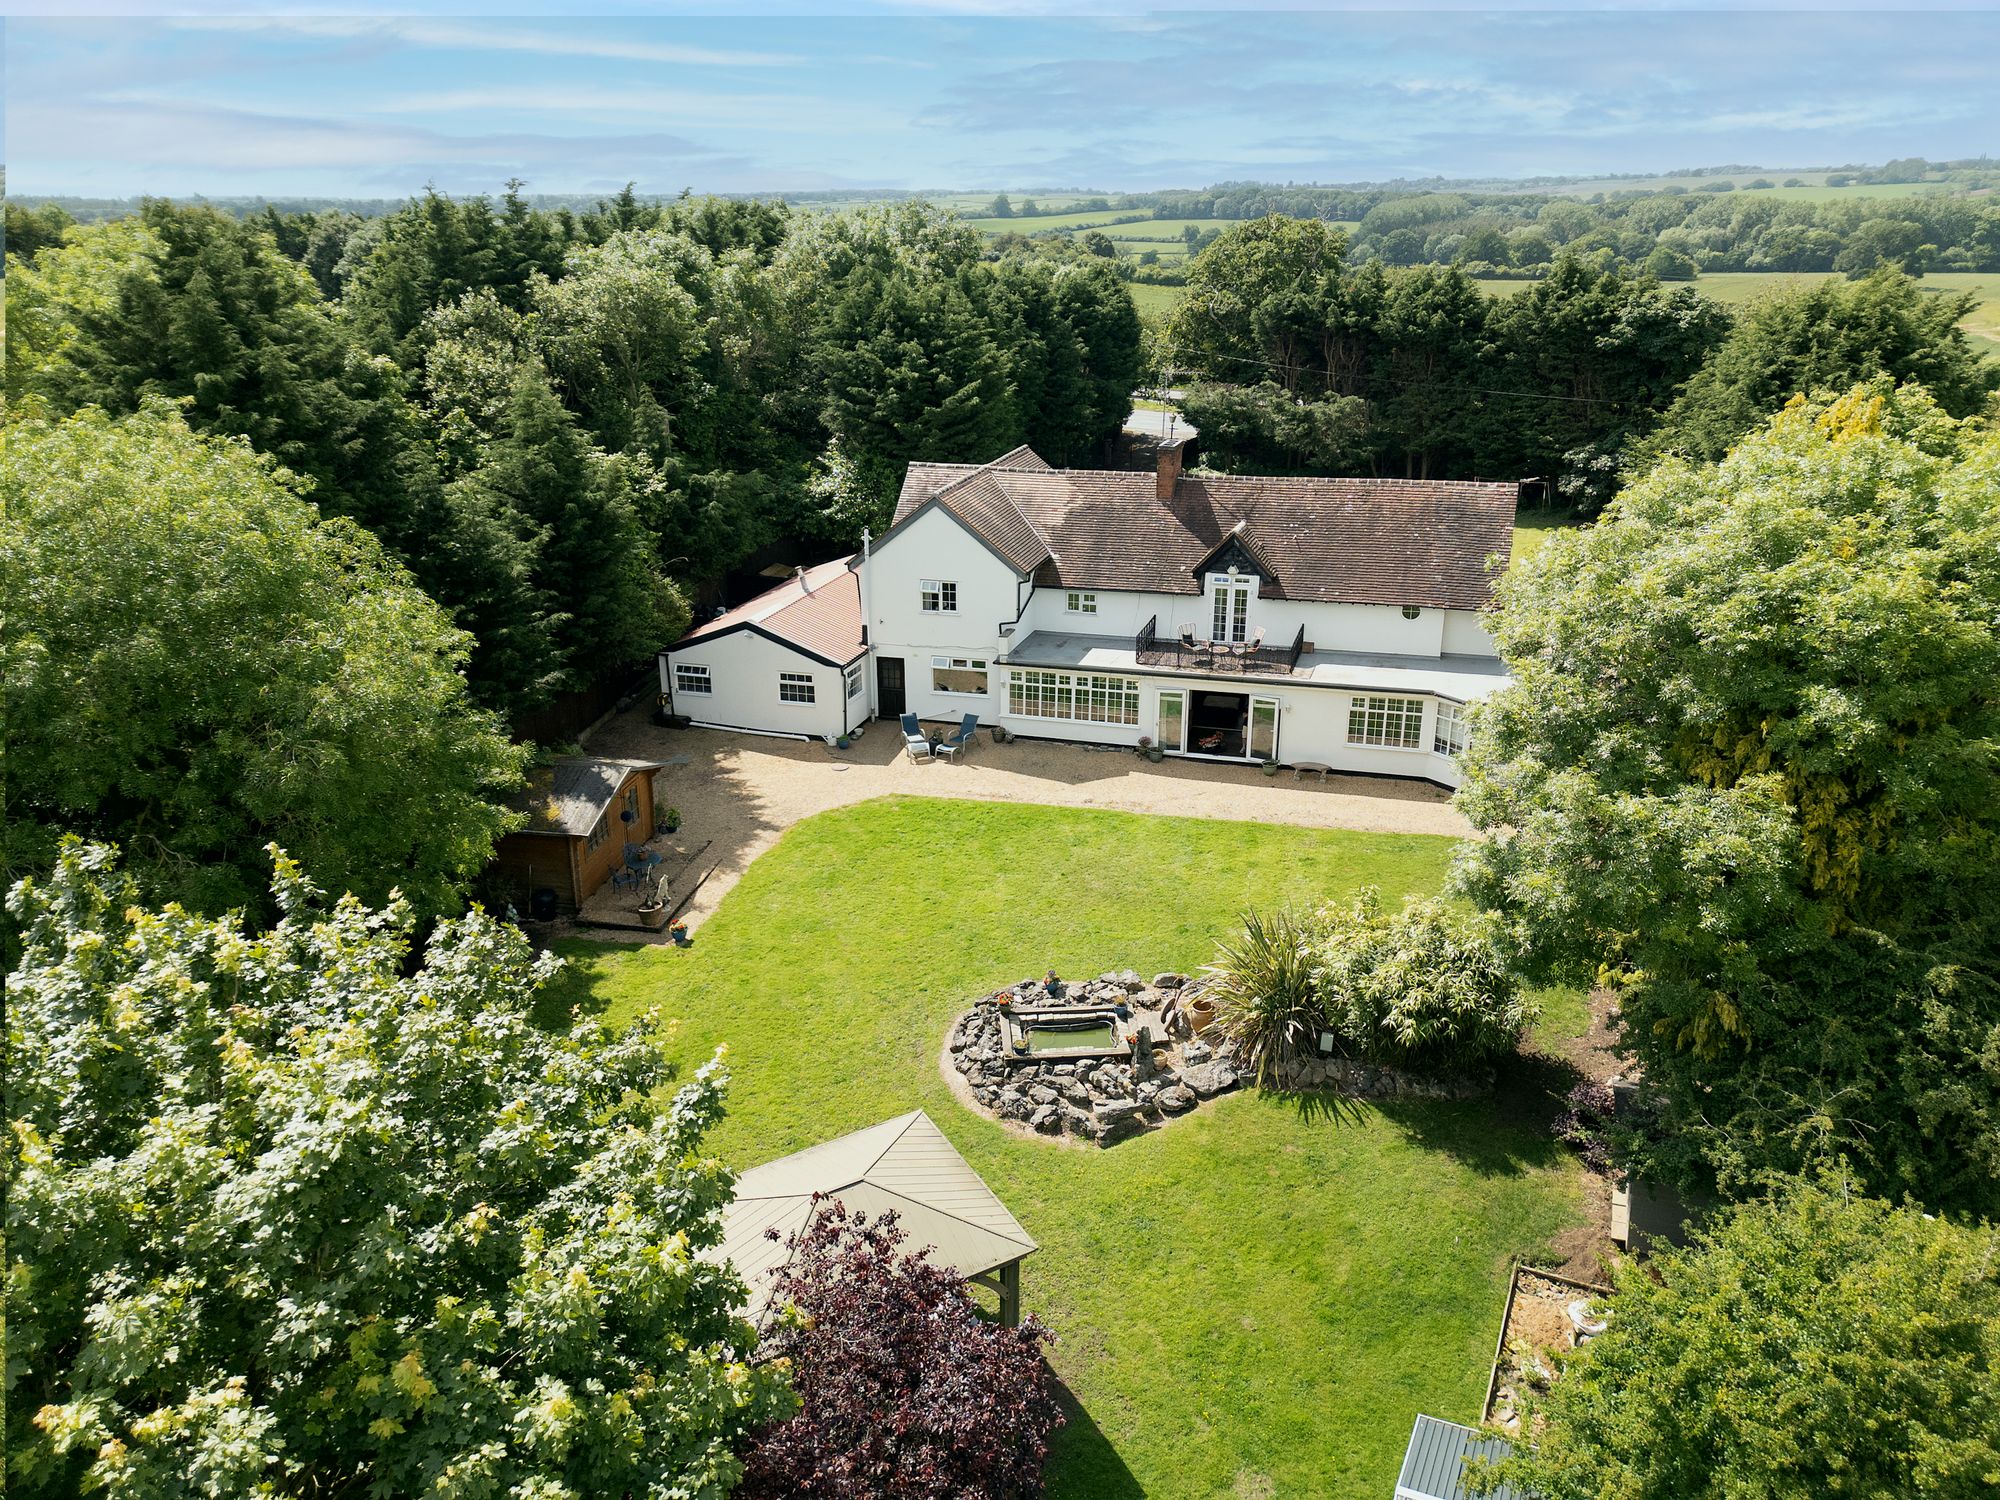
[875,656,906,720]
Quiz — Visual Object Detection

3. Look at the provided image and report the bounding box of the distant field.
[1476,271,2000,355]
[967,207,1159,234]
[1128,283,1184,321]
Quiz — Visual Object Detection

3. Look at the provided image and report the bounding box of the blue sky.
[8,6,1998,198]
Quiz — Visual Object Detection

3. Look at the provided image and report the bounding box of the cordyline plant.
[740,1201,1063,1500]
[4,840,792,1499]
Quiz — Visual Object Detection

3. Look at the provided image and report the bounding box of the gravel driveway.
[581,707,1472,936]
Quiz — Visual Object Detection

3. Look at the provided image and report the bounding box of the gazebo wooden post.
[999,1259,1021,1328]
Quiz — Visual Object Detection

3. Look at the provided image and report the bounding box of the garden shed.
[488,755,664,917]
[712,1109,1038,1332]
[1395,1415,1522,1500]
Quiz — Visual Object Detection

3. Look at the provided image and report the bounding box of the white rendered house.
[658,443,1516,787]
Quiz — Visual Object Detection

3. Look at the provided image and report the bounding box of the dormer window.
[1207,571,1255,644]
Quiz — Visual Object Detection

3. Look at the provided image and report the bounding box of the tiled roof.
[929,469,1054,572]
[672,554,865,665]
[505,756,663,837]
[893,452,1516,611]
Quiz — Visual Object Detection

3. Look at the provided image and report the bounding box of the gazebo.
[712,1109,1038,1330]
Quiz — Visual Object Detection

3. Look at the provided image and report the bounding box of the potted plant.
[1138,734,1165,764]
[836,734,851,751]
[668,920,690,945]
[1260,758,1279,777]
[658,806,682,835]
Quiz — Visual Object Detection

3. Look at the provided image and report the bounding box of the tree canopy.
[1644,266,1999,462]
[6,842,791,1498]
[740,1204,1062,1500]
[1483,1177,2000,1499]
[1453,384,2000,1211]
[1166,218,1727,496]
[1,404,526,921]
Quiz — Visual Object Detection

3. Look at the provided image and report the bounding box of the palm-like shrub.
[1316,888,1532,1069]
[1205,906,1326,1084]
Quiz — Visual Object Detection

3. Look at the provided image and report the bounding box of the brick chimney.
[1156,438,1187,501]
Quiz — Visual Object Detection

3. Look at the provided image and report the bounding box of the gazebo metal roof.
[711,1110,1038,1333]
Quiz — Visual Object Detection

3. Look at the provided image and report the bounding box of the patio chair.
[900,713,935,763]
[1231,626,1266,660]
[935,712,980,763]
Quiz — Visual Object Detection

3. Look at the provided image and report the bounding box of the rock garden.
[945,963,1491,1147]
[946,969,1243,1145]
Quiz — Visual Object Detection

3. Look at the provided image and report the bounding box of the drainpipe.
[858,527,874,723]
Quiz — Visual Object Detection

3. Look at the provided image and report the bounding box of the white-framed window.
[1402,605,1422,621]
[932,656,989,695]
[920,578,958,613]
[674,662,712,696]
[1064,590,1098,615]
[1346,695,1425,750]
[844,663,865,698]
[779,671,816,705]
[1434,700,1469,758]
[1006,669,1141,726]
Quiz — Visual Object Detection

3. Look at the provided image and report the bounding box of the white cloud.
[166,16,804,69]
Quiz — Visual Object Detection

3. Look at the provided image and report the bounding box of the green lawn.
[541,797,1588,1499]
[1129,281,1186,322]
[1511,508,1583,564]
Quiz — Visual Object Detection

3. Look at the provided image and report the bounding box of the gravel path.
[582,707,1472,936]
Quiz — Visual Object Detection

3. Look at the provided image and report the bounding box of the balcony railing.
[1135,615,1307,677]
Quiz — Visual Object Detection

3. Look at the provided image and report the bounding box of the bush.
[1482,1177,2000,1498]
[741,1203,1062,1500]
[1314,889,1533,1070]
[1554,1081,1618,1172]
[1205,906,1326,1084]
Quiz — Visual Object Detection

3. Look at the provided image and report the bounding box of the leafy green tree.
[4,199,75,263]
[1178,381,1368,473]
[6,202,429,548]
[1373,263,1488,478]
[1167,215,1350,394]
[453,367,684,689]
[341,187,565,363]
[1,405,527,921]
[1641,244,1698,280]
[817,270,1018,528]
[1646,266,1997,461]
[987,193,1014,219]
[1453,385,2000,1210]
[1482,1177,2000,1499]
[1480,257,1727,506]
[5,841,793,1498]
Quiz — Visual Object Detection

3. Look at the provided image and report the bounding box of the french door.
[1156,690,1186,752]
[1207,573,1253,644]
[1248,696,1280,761]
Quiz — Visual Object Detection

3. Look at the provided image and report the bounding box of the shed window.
[779,672,816,704]
[675,663,712,695]
[586,815,609,852]
[1346,695,1425,750]
[932,656,989,695]
[920,578,958,613]
[845,663,865,698]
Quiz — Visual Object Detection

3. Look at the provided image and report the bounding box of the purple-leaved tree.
[741,1200,1064,1500]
